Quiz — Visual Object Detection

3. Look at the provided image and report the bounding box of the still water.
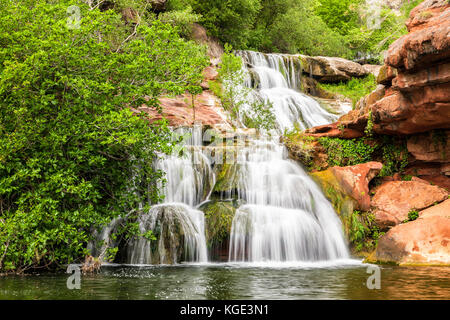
[0,261,449,300]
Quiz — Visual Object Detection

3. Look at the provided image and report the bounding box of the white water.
[237,50,341,132]
[121,51,351,265]
[225,51,349,262]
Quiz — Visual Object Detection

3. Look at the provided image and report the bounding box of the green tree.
[0,0,208,272]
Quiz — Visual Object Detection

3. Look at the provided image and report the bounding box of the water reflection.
[0,264,448,300]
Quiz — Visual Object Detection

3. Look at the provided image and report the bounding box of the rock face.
[312,162,383,213]
[331,162,383,211]
[299,55,370,82]
[311,0,450,136]
[371,199,450,265]
[134,91,232,131]
[190,23,224,65]
[372,181,448,228]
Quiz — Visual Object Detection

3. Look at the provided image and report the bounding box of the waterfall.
[125,125,212,265]
[236,50,341,132]
[127,203,208,265]
[95,50,351,265]
[226,138,349,262]
[224,51,349,262]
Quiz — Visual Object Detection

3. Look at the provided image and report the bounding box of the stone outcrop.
[369,199,450,266]
[371,181,448,229]
[299,55,370,83]
[190,23,224,65]
[311,162,383,214]
[133,91,232,131]
[309,0,450,136]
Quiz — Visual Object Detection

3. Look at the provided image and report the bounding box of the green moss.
[200,201,236,247]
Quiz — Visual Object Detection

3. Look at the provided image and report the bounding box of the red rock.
[407,130,450,163]
[374,215,450,265]
[418,175,450,191]
[133,91,231,129]
[331,162,383,211]
[374,210,401,231]
[371,181,449,224]
[377,65,398,85]
[410,176,431,185]
[392,62,450,91]
[385,3,450,70]
[202,66,219,81]
[373,198,450,265]
[304,123,364,139]
[420,199,450,218]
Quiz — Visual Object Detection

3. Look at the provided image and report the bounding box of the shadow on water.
[0,263,449,300]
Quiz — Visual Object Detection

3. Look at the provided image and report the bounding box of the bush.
[0,0,208,272]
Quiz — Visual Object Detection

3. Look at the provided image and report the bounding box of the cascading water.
[227,138,348,262]
[236,50,342,132]
[125,125,211,264]
[223,51,350,262]
[93,51,351,265]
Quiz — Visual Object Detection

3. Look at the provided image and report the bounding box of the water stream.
[96,51,352,265]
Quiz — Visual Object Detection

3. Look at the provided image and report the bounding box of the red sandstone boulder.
[372,199,450,265]
[331,162,383,211]
[371,181,449,225]
[133,91,231,130]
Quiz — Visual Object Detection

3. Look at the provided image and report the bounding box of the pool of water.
[0,260,449,300]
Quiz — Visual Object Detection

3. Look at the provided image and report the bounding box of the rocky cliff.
[290,0,450,265]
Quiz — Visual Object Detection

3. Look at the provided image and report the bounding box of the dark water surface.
[0,261,449,300]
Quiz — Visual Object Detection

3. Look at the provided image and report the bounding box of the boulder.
[133,91,231,131]
[362,64,382,78]
[371,199,450,265]
[371,181,449,225]
[299,55,369,83]
[331,162,383,211]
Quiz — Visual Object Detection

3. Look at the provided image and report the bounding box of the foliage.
[159,5,202,37]
[379,137,409,177]
[0,0,208,272]
[406,209,419,222]
[318,137,377,167]
[190,0,262,49]
[349,211,382,253]
[318,74,377,108]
